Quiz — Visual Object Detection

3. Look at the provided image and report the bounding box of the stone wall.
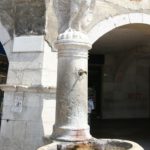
[15,0,46,36]
[0,89,56,150]
[2,0,150,46]
[0,0,46,38]
[0,26,58,150]
[87,0,150,33]
[0,0,58,48]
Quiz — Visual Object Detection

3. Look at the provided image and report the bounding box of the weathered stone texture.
[105,0,150,10]
[0,0,14,37]
[15,0,46,35]
[45,0,58,45]
[0,0,47,37]
[0,90,56,150]
[1,0,150,44]
[1,1,150,150]
[45,0,150,44]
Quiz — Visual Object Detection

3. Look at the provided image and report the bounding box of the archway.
[0,43,9,126]
[0,23,12,127]
[87,13,150,149]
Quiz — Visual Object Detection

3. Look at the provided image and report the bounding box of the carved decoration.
[53,0,96,34]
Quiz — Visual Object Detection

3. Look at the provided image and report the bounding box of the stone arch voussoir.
[88,13,150,45]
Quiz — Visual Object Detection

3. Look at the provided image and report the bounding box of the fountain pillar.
[51,29,92,142]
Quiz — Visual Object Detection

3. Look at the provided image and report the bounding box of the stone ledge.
[0,84,56,93]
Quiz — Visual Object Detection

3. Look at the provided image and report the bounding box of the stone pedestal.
[51,29,92,142]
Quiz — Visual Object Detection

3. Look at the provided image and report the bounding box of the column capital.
[54,29,92,51]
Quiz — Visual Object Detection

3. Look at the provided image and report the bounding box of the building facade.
[0,0,150,150]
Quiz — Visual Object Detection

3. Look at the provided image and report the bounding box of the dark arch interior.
[88,24,150,149]
[0,42,9,126]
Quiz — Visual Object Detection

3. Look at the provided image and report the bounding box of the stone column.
[51,29,92,142]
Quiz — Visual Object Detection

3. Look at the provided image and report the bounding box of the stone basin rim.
[37,138,144,150]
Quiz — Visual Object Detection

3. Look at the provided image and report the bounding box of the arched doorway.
[0,42,9,126]
[89,23,150,119]
[88,13,150,149]
[0,23,12,128]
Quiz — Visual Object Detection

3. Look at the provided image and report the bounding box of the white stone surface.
[0,120,13,138]
[42,98,56,128]
[88,13,150,44]
[0,91,56,150]
[7,50,44,85]
[51,30,91,141]
[13,36,44,52]
[88,17,116,44]
[8,53,43,70]
[143,13,150,25]
[53,0,96,33]
[128,13,143,23]
[7,68,43,85]
[105,0,150,10]
[42,70,57,87]
[112,14,130,27]
[7,40,58,87]
[43,42,57,71]
[42,41,57,87]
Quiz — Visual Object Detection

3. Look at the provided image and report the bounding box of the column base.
[51,125,92,142]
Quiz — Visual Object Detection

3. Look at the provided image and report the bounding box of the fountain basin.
[37,139,144,150]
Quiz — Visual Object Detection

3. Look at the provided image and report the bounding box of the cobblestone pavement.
[90,117,150,150]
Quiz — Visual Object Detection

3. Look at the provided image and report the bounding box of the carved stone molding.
[0,84,56,93]
[55,28,92,50]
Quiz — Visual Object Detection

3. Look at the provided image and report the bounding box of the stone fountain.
[37,1,144,150]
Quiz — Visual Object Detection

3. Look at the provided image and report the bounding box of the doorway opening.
[88,54,104,119]
[0,42,9,127]
[88,23,150,149]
